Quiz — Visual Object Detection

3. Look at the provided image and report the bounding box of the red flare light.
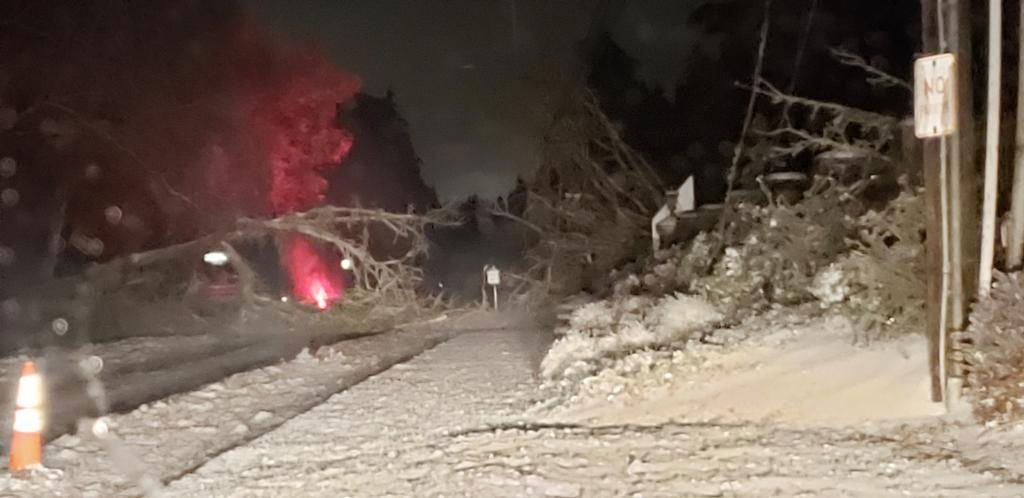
[283,235,343,310]
[311,281,329,310]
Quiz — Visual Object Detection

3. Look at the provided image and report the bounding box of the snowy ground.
[552,312,944,425]
[0,326,450,497]
[6,310,1024,497]
[165,326,544,497]
[160,315,1024,497]
[0,330,307,445]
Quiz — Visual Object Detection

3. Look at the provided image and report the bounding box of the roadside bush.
[966,271,1024,424]
[827,188,925,338]
[541,294,722,385]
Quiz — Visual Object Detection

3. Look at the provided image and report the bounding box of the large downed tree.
[507,92,664,296]
[30,204,457,351]
[237,206,449,304]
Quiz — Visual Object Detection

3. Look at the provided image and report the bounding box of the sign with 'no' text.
[914,53,958,138]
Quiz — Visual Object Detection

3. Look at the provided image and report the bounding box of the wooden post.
[979,0,1003,298]
[921,0,945,402]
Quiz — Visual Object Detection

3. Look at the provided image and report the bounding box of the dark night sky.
[250,0,706,201]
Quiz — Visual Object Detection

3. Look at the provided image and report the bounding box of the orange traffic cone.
[9,361,44,472]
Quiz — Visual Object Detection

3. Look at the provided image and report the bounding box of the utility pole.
[979,0,1002,298]
[943,0,978,408]
[948,0,977,327]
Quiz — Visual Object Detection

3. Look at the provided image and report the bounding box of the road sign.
[914,53,958,138]
[482,265,501,310]
[485,267,501,286]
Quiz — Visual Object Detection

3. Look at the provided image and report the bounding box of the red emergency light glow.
[252,46,358,311]
[282,235,344,310]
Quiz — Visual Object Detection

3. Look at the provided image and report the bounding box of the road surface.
[3,315,1024,496]
[164,326,1024,498]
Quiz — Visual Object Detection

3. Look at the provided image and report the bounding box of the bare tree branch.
[739,79,900,127]
[754,126,893,160]
[488,206,545,235]
[829,47,912,92]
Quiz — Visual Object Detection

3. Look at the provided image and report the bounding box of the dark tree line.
[329,90,438,214]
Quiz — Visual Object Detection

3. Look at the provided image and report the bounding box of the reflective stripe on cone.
[13,408,43,434]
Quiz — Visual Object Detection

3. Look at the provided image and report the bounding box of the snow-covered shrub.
[617,320,657,351]
[649,293,724,343]
[825,188,925,337]
[540,332,601,380]
[568,301,616,333]
[687,182,852,320]
[619,295,653,314]
[967,271,1024,424]
[809,263,848,305]
[541,293,722,384]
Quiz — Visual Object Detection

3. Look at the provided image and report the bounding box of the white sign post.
[483,265,501,310]
[914,53,959,406]
[914,53,958,138]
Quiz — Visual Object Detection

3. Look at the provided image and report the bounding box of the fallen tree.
[16,204,458,351]
[236,206,447,303]
[506,91,664,297]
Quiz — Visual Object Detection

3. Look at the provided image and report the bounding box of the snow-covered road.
[5,314,1024,497]
[165,328,542,497]
[0,327,450,497]
[164,324,1024,498]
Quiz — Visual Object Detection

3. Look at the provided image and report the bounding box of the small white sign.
[914,53,957,138]
[674,176,695,214]
[485,267,501,286]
